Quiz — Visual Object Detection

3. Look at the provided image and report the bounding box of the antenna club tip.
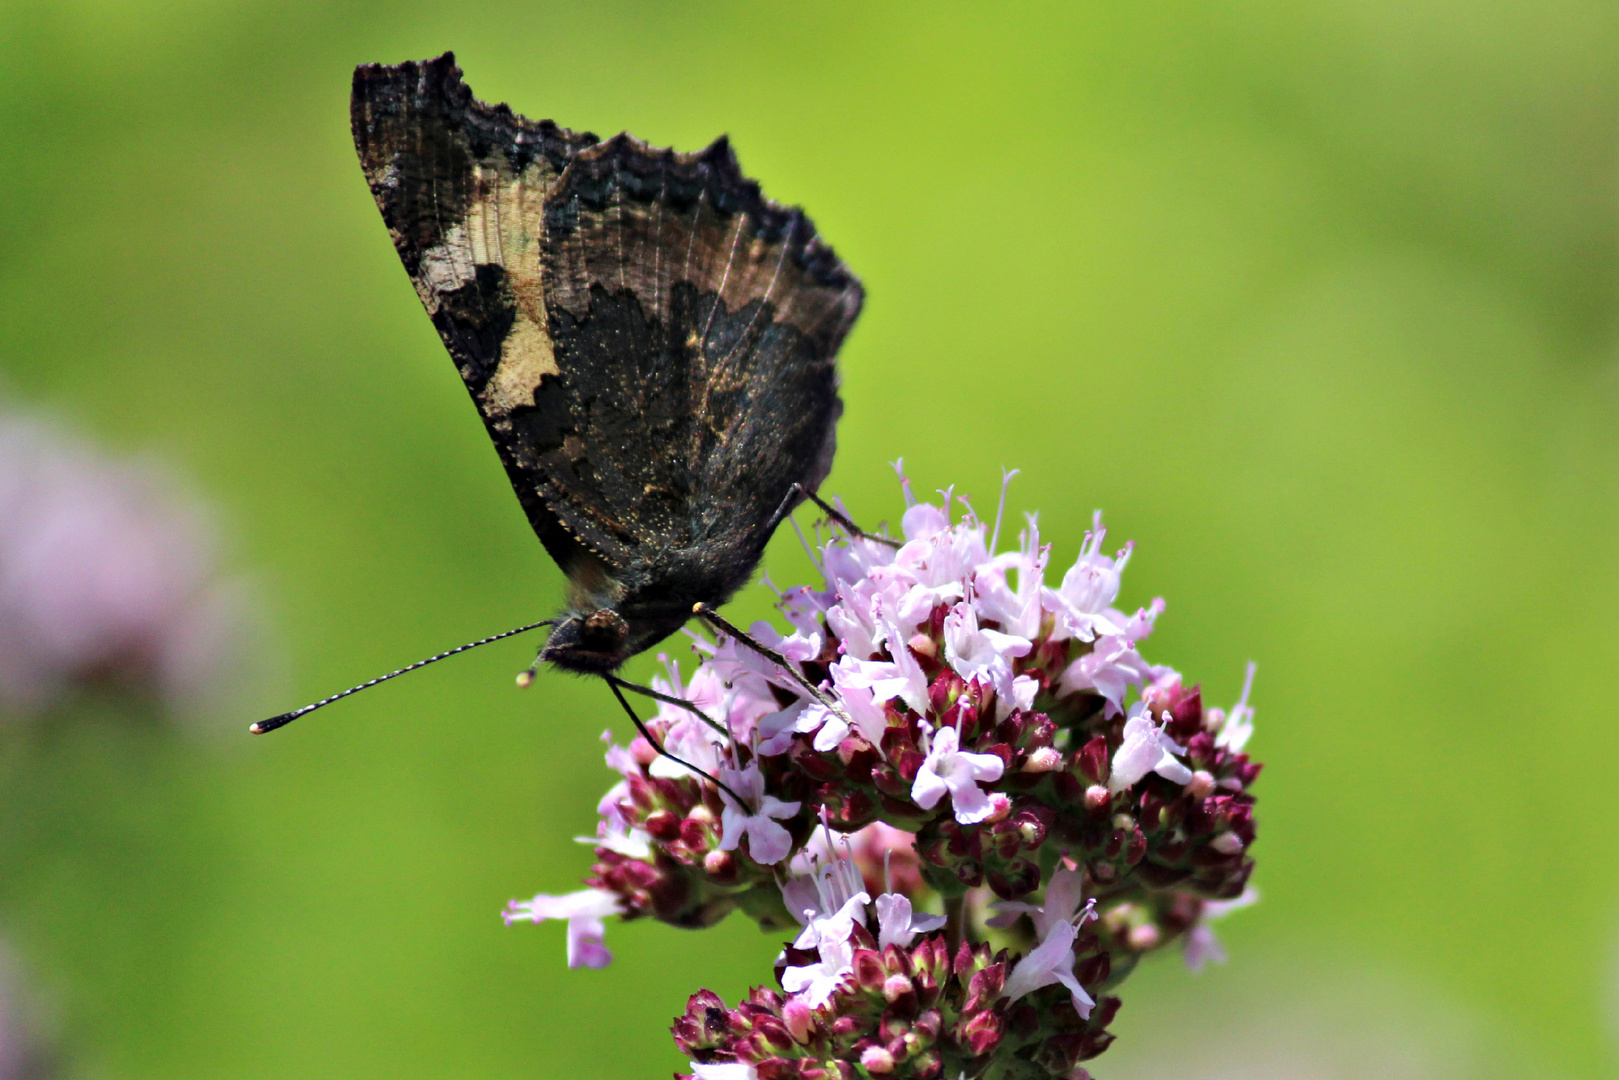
[692,602,709,615]
[515,670,534,689]
[249,722,266,734]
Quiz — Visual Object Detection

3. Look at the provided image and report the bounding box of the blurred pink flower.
[0,405,259,720]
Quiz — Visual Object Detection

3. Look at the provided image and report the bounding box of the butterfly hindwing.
[528,134,859,598]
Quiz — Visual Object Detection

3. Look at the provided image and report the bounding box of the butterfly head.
[539,608,633,674]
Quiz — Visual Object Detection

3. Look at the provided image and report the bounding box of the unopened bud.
[1210,831,1244,855]
[1186,770,1216,798]
[782,998,815,1044]
[985,793,1012,823]
[882,974,914,1004]
[1127,923,1161,950]
[860,1046,897,1075]
[687,803,717,826]
[1023,746,1062,773]
[1084,785,1111,810]
[908,632,938,659]
[644,810,681,841]
[702,849,737,882]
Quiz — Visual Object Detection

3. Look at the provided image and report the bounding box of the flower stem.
[944,894,969,953]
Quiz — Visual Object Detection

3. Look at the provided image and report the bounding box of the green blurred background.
[2,0,1616,1076]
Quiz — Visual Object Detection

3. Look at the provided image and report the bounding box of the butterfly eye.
[580,610,629,651]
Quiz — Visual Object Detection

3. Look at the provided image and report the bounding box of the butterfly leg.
[604,675,728,737]
[789,483,901,549]
[603,676,745,805]
[691,603,846,717]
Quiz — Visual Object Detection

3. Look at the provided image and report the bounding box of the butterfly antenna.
[251,619,555,734]
[691,603,844,716]
[791,483,901,548]
[603,677,745,805]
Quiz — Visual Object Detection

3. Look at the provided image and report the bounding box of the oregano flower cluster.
[506,467,1261,1078]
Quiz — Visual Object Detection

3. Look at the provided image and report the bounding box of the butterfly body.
[350,54,862,674]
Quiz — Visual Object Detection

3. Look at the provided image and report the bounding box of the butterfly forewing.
[351,53,862,670]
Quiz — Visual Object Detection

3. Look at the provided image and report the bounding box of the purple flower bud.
[852,948,887,991]
[1075,952,1111,986]
[1023,746,1063,773]
[927,671,963,714]
[1126,826,1147,866]
[1008,805,1054,847]
[953,861,984,888]
[1074,738,1110,785]
[966,961,1006,1009]
[672,989,732,1053]
[961,1008,1004,1056]
[858,1045,895,1075]
[908,1050,941,1077]
[704,849,739,884]
[986,858,1040,899]
[912,1007,943,1042]
[682,816,715,850]
[750,1016,796,1056]
[645,810,682,841]
[780,998,814,1044]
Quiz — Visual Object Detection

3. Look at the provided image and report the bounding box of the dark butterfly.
[252,53,861,736]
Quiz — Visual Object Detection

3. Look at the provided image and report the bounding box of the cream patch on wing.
[483,310,558,413]
[415,220,476,311]
[470,165,559,415]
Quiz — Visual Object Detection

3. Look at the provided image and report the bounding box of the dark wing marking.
[529,134,861,604]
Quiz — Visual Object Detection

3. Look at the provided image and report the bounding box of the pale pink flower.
[781,928,856,1007]
[781,841,868,947]
[689,1063,759,1080]
[756,699,815,756]
[1212,662,1257,753]
[779,849,866,1006]
[942,602,1030,708]
[1109,702,1195,791]
[793,675,889,753]
[911,724,1005,824]
[718,762,801,865]
[1002,901,1098,1019]
[1042,511,1130,643]
[873,892,946,950]
[0,408,258,718]
[1117,597,1165,642]
[502,887,621,969]
[1184,887,1260,972]
[972,516,1046,639]
[1058,634,1151,717]
[988,865,1086,937]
